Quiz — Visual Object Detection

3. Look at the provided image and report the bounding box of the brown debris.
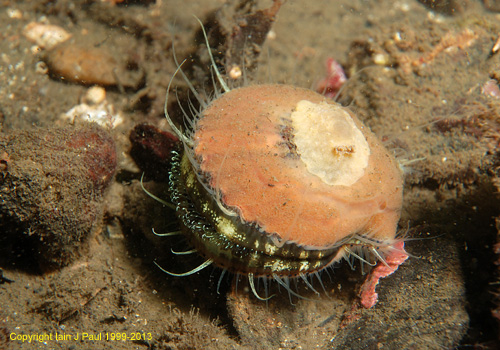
[484,0,500,12]
[348,28,479,74]
[417,0,470,15]
[101,0,156,5]
[493,175,500,336]
[218,0,285,78]
[129,123,179,182]
[400,28,478,73]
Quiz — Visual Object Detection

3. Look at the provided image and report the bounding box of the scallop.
[159,21,404,300]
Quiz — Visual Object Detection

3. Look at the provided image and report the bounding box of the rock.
[44,42,143,89]
[0,125,116,270]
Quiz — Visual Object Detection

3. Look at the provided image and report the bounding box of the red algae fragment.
[359,241,409,308]
[316,57,347,99]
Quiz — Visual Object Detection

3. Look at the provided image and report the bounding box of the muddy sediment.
[0,1,499,349]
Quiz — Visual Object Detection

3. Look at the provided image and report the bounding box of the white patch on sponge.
[291,100,370,186]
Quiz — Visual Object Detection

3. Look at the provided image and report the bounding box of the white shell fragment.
[61,88,123,128]
[23,22,72,50]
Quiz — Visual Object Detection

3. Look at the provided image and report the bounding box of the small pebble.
[35,61,48,75]
[45,43,119,86]
[6,8,23,19]
[481,79,500,99]
[44,42,143,88]
[23,22,72,50]
[83,86,107,105]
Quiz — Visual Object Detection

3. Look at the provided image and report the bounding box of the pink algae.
[359,241,409,308]
[315,57,347,98]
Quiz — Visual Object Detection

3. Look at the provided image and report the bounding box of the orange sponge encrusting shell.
[193,84,403,249]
